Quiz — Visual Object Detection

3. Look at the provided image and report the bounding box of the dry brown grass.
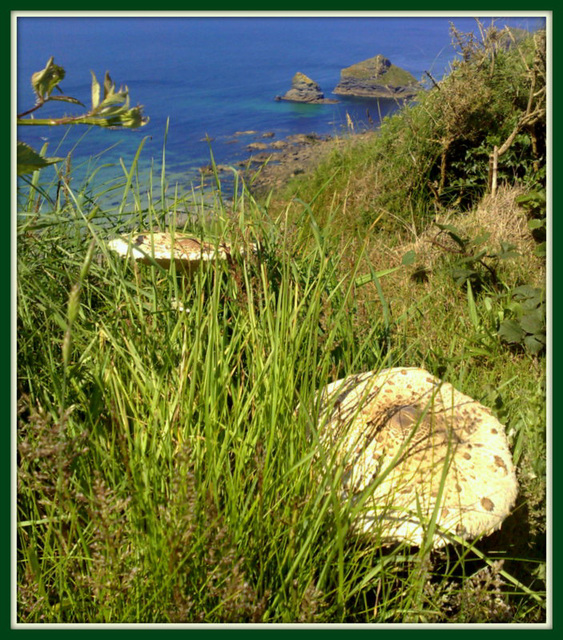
[326,185,546,370]
[396,185,542,281]
[358,185,544,303]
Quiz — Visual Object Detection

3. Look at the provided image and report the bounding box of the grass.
[16,147,546,624]
[16,26,547,623]
[16,154,383,623]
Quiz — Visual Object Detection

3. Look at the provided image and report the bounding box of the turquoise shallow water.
[16,14,545,196]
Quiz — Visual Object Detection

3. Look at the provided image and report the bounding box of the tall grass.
[16,129,546,624]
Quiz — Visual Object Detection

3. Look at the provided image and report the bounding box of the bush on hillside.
[374,22,546,214]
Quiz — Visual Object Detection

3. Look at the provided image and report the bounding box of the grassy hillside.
[16,23,547,623]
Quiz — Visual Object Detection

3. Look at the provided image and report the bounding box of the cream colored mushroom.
[108,231,256,312]
[107,232,234,275]
[315,367,518,548]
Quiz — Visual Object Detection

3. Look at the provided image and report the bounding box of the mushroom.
[108,231,256,312]
[107,232,234,276]
[314,367,518,548]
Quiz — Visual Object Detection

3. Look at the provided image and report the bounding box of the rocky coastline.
[197,54,418,194]
[198,129,378,196]
[199,132,329,186]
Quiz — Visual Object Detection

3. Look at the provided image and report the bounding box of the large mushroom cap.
[316,367,518,548]
[108,232,233,274]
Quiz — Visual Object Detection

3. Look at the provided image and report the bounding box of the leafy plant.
[17,57,148,175]
[430,221,518,290]
[16,140,64,176]
[497,284,546,354]
[516,189,546,257]
[420,22,546,209]
[448,132,539,203]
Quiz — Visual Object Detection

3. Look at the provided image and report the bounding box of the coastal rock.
[247,142,269,150]
[286,132,327,145]
[276,72,339,104]
[233,130,259,136]
[242,131,359,194]
[334,55,420,99]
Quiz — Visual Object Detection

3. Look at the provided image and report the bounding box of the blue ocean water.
[16,14,546,195]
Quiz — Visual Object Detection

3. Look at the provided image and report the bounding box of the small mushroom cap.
[108,232,241,274]
[316,367,518,548]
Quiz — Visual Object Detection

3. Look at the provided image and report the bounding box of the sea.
[16,13,546,200]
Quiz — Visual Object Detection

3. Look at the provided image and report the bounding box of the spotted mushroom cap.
[316,367,518,548]
[108,232,233,273]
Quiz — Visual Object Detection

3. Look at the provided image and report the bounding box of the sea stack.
[334,55,420,99]
[276,72,339,104]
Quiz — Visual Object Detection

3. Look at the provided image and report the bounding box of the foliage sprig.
[17,57,149,175]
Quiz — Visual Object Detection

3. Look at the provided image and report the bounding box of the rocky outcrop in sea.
[276,72,339,104]
[334,55,420,99]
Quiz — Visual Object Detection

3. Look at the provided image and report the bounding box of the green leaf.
[451,267,476,285]
[520,297,543,313]
[401,249,416,266]
[31,57,65,100]
[512,285,542,302]
[519,309,545,335]
[466,282,479,329]
[534,242,546,258]
[435,222,467,249]
[498,251,520,260]
[459,249,486,263]
[498,241,520,260]
[516,190,546,207]
[524,334,545,354]
[505,301,523,316]
[103,71,114,98]
[100,92,129,109]
[434,223,460,235]
[17,141,63,176]
[87,72,148,128]
[91,71,101,110]
[355,266,400,287]
[48,95,85,107]
[498,319,526,344]
[114,106,149,128]
[472,231,491,246]
[527,218,545,230]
